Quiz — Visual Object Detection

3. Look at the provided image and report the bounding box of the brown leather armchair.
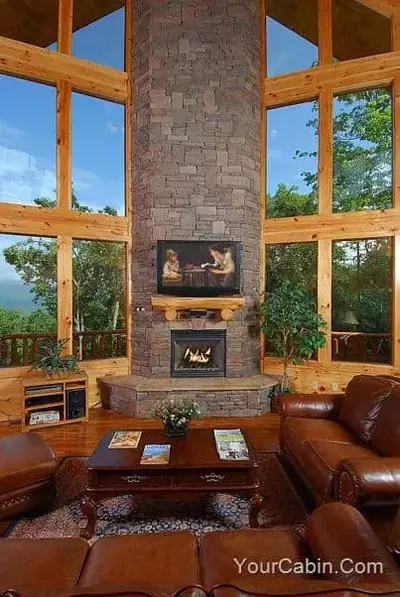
[0,432,57,520]
[279,375,400,508]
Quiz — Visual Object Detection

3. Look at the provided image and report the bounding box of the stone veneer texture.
[132,0,261,379]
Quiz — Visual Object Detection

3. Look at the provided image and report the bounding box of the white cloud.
[270,128,279,139]
[0,145,56,205]
[0,120,23,145]
[106,121,120,135]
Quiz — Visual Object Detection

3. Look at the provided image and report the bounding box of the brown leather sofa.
[1,503,400,597]
[279,375,400,508]
[0,432,57,520]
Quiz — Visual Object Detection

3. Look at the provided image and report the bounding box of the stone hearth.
[99,0,278,417]
[98,374,278,418]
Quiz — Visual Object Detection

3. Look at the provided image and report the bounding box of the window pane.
[332,238,392,364]
[0,76,56,207]
[0,234,57,368]
[73,3,125,69]
[72,93,125,215]
[72,239,126,361]
[266,0,318,76]
[333,0,391,61]
[333,88,392,213]
[0,1,58,49]
[265,242,317,356]
[267,101,318,218]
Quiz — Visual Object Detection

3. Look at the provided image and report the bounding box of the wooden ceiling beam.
[0,203,129,242]
[263,209,400,243]
[0,37,127,103]
[355,0,399,19]
[264,50,400,106]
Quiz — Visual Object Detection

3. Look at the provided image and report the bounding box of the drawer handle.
[200,473,225,483]
[121,474,148,484]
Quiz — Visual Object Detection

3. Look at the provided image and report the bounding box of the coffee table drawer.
[174,470,249,487]
[97,471,171,488]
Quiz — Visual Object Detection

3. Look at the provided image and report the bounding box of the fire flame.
[184,346,212,365]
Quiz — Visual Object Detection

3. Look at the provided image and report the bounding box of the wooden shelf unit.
[22,372,88,431]
[151,296,244,321]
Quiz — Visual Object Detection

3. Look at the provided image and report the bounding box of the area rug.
[6,453,307,540]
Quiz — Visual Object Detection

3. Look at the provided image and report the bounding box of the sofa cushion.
[0,538,88,595]
[78,531,200,591]
[370,383,400,456]
[282,417,358,449]
[0,432,57,493]
[200,528,308,591]
[337,375,396,443]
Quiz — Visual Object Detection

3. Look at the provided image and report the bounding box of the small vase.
[164,421,189,437]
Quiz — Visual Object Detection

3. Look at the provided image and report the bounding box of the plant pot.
[163,422,190,437]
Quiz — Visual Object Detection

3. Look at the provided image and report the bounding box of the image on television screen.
[157,241,241,296]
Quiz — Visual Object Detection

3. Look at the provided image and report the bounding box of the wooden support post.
[57,81,72,210]
[319,88,333,215]
[57,236,73,355]
[58,0,73,54]
[318,0,333,66]
[318,239,332,362]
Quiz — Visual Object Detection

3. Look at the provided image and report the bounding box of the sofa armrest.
[305,502,400,584]
[334,458,400,507]
[277,393,344,419]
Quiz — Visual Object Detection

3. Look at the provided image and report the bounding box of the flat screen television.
[157,240,241,296]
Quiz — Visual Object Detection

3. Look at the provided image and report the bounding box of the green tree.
[265,88,392,360]
[2,195,125,336]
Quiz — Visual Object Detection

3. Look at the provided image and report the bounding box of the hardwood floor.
[0,408,281,457]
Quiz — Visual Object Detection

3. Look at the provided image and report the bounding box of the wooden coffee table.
[81,428,264,538]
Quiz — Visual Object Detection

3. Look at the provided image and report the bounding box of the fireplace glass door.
[171,330,226,378]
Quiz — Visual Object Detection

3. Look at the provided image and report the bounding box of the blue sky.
[266,18,318,197]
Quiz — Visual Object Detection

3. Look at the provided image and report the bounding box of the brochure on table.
[213,428,249,460]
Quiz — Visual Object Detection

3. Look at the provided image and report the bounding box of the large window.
[0,0,129,371]
[333,88,392,213]
[266,0,318,76]
[267,101,319,218]
[332,238,392,364]
[72,93,125,215]
[72,240,126,361]
[0,76,56,207]
[0,234,57,368]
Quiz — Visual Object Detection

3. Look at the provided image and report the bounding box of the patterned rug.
[6,453,308,540]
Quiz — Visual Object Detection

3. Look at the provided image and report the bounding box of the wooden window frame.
[262,0,400,386]
[0,0,132,374]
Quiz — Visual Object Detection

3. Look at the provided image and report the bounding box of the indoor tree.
[261,281,327,392]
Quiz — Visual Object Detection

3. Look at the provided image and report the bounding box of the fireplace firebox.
[171,330,226,378]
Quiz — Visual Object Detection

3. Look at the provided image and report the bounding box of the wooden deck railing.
[0,329,127,368]
[332,331,391,364]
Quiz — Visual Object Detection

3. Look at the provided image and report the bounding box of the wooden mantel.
[151,296,244,321]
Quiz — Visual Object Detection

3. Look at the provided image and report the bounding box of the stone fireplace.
[171,330,226,378]
[98,0,278,417]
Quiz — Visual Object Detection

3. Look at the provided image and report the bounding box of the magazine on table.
[213,428,249,460]
[140,444,171,465]
[108,430,142,449]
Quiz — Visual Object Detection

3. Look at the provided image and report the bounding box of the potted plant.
[260,281,327,395]
[150,398,201,436]
[33,338,80,377]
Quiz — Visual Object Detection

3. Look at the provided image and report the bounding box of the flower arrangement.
[150,398,201,436]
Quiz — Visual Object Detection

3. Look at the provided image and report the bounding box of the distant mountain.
[0,279,36,311]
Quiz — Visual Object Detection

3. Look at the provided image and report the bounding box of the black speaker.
[66,389,86,420]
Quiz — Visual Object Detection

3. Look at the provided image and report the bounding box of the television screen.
[157,241,241,296]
